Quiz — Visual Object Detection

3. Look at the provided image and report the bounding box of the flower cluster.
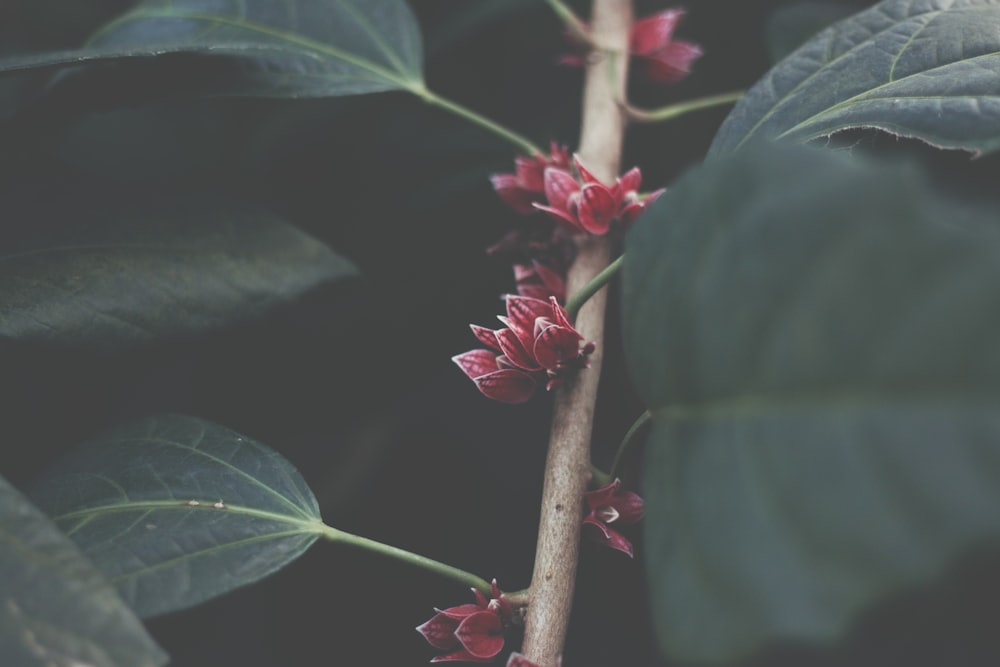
[582,479,644,558]
[416,580,513,663]
[561,8,702,84]
[534,155,663,236]
[491,142,571,215]
[453,295,594,404]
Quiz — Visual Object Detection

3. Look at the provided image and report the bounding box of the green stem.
[565,254,622,320]
[609,409,652,480]
[413,85,543,156]
[322,525,492,593]
[544,0,593,45]
[627,90,744,123]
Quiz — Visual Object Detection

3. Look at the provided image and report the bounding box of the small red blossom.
[417,581,514,663]
[629,9,703,82]
[561,7,702,84]
[534,155,664,236]
[453,295,595,404]
[582,478,644,558]
[491,142,571,214]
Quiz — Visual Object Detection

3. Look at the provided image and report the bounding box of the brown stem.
[520,1,632,665]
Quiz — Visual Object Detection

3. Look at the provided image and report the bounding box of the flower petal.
[452,350,500,381]
[613,489,645,523]
[491,173,538,214]
[630,8,684,55]
[618,166,643,195]
[641,40,703,82]
[455,612,505,659]
[474,369,537,404]
[577,183,617,235]
[470,324,502,351]
[584,478,622,510]
[583,517,635,558]
[543,167,581,212]
[533,203,586,233]
[496,327,541,371]
[416,612,461,650]
[573,154,603,185]
[515,156,546,193]
[533,324,584,372]
[506,295,552,333]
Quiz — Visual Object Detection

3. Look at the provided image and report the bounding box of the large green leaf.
[0,474,167,667]
[709,0,1000,156]
[623,144,1000,662]
[0,198,356,344]
[29,414,329,618]
[0,0,423,97]
[764,1,858,65]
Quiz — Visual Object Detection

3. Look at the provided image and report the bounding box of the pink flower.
[417,581,514,663]
[506,654,542,667]
[453,296,595,404]
[491,142,571,214]
[561,8,702,84]
[534,155,664,235]
[629,9,703,83]
[582,479,644,558]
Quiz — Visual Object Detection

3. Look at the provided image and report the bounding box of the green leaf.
[0,474,167,667]
[0,0,424,97]
[29,414,329,618]
[709,0,1000,156]
[765,1,858,65]
[623,143,1000,662]
[0,198,356,344]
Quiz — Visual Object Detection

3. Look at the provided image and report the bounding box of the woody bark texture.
[520,2,632,666]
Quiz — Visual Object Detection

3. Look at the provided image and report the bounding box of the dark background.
[3,1,1000,665]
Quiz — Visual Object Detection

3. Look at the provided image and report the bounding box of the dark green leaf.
[0,474,167,667]
[623,143,1000,662]
[0,198,356,344]
[0,0,423,97]
[765,1,858,65]
[710,0,1000,156]
[29,414,328,618]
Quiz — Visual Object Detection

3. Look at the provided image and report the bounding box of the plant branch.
[520,1,632,665]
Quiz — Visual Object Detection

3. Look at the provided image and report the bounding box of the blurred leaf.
[0,0,423,97]
[710,0,1000,156]
[623,143,1000,662]
[765,1,858,65]
[0,474,167,667]
[0,198,356,344]
[30,414,328,618]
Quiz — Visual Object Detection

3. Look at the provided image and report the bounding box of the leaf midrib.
[87,7,422,91]
[52,499,327,533]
